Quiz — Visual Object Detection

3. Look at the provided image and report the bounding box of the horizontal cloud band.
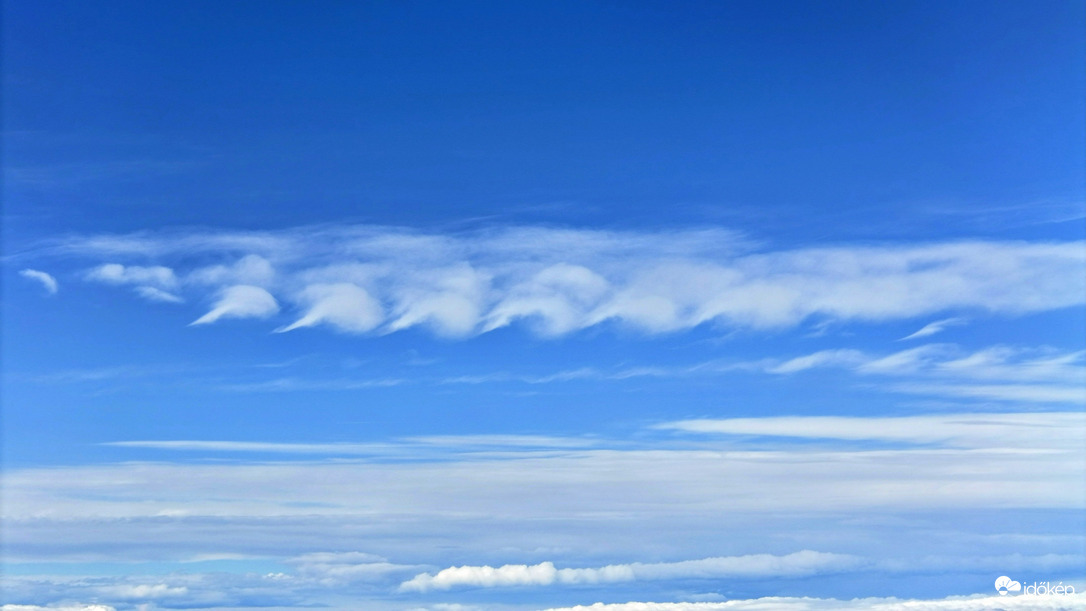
[59,226,1086,336]
[399,550,858,591]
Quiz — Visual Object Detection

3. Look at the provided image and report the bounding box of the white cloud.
[286,551,419,585]
[96,583,188,599]
[759,344,1085,405]
[656,412,1086,450]
[7,433,1082,525]
[86,263,178,289]
[18,269,59,295]
[900,317,968,340]
[277,283,383,333]
[134,286,183,303]
[187,254,276,287]
[191,285,279,325]
[85,263,183,303]
[399,551,858,591]
[894,383,1086,404]
[766,350,866,374]
[40,226,1086,337]
[540,593,1086,611]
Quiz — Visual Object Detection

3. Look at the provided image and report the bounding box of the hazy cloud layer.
[35,226,1086,337]
[5,414,1082,528]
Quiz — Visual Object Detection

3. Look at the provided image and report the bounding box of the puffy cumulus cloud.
[18,269,58,295]
[399,551,859,591]
[276,283,383,334]
[42,226,1086,337]
[191,285,279,326]
[540,593,1086,611]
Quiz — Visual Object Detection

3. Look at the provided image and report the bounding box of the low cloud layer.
[46,225,1086,337]
[541,594,1086,611]
[400,551,858,591]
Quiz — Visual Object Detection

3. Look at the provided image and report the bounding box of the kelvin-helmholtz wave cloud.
[40,225,1086,337]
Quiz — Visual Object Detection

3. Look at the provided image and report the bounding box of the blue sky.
[2,2,1085,610]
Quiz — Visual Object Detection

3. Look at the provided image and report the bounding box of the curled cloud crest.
[191,285,279,326]
[276,283,383,333]
[18,269,58,295]
[45,226,1086,336]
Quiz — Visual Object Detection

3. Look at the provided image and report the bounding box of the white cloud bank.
[9,417,1081,523]
[399,551,858,591]
[541,594,1086,611]
[18,269,58,295]
[40,226,1086,336]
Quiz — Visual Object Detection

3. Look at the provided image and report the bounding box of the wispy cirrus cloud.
[655,412,1086,450]
[899,317,968,341]
[17,269,58,295]
[24,225,1085,337]
[767,344,1086,406]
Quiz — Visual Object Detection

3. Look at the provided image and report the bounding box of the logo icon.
[995,576,1022,595]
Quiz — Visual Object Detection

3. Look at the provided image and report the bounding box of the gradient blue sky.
[2,2,1085,610]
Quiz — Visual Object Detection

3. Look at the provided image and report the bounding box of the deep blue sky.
[5,1,1083,239]
[2,2,1085,610]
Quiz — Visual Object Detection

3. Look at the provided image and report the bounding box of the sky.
[1,1,1085,610]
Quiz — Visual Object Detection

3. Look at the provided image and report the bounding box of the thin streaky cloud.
[134,286,183,303]
[899,317,968,341]
[655,412,1086,450]
[17,269,58,295]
